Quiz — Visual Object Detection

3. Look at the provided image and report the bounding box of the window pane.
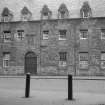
[43,12,48,16]
[101,29,105,39]
[79,61,88,69]
[3,31,11,42]
[59,30,66,40]
[3,53,10,67]
[101,53,105,60]
[79,52,88,69]
[59,61,67,67]
[79,53,88,61]
[80,30,88,39]
[61,11,65,18]
[83,11,89,18]
[3,16,9,22]
[27,35,34,45]
[43,30,49,39]
[17,30,24,40]
[101,61,105,69]
[59,52,67,61]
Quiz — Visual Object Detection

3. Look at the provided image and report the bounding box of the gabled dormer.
[21,6,32,21]
[80,1,92,18]
[58,3,69,19]
[1,7,13,22]
[41,5,52,20]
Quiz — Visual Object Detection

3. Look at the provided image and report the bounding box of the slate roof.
[0,0,105,21]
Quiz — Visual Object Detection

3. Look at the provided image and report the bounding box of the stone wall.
[0,18,105,75]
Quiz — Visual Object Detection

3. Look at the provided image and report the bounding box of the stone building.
[0,0,105,75]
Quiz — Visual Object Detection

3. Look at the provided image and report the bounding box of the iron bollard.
[68,74,73,100]
[25,73,30,98]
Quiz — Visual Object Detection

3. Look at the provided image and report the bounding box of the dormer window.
[80,1,92,18]
[41,5,52,20]
[61,11,65,19]
[1,7,13,22]
[58,3,69,19]
[21,6,32,21]
[43,12,48,16]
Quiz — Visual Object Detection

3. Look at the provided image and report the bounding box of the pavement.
[0,76,105,105]
[1,75,105,80]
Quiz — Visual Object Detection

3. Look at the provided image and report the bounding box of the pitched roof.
[1,7,12,16]
[81,1,91,12]
[41,5,51,13]
[58,3,68,12]
[21,6,31,15]
[0,0,105,21]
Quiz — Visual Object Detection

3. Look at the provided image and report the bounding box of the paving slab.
[0,89,105,105]
[0,76,105,105]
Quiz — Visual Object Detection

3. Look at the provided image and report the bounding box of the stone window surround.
[101,52,105,69]
[79,52,88,69]
[17,30,24,40]
[101,29,105,39]
[59,29,67,40]
[82,11,90,18]
[59,52,67,67]
[42,30,49,40]
[2,16,10,22]
[27,34,35,45]
[59,11,66,19]
[79,29,88,40]
[3,52,10,68]
[3,30,11,42]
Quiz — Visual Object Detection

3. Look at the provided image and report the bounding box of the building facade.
[0,1,105,75]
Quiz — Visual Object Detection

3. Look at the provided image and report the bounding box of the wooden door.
[25,52,37,74]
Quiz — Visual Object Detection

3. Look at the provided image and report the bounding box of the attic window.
[4,14,8,16]
[43,12,48,16]
[80,1,92,18]
[3,16,9,22]
[61,11,65,14]
[83,11,89,18]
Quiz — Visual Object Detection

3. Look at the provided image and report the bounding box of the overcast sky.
[0,0,105,20]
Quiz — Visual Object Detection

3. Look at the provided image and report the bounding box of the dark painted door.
[25,52,37,74]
